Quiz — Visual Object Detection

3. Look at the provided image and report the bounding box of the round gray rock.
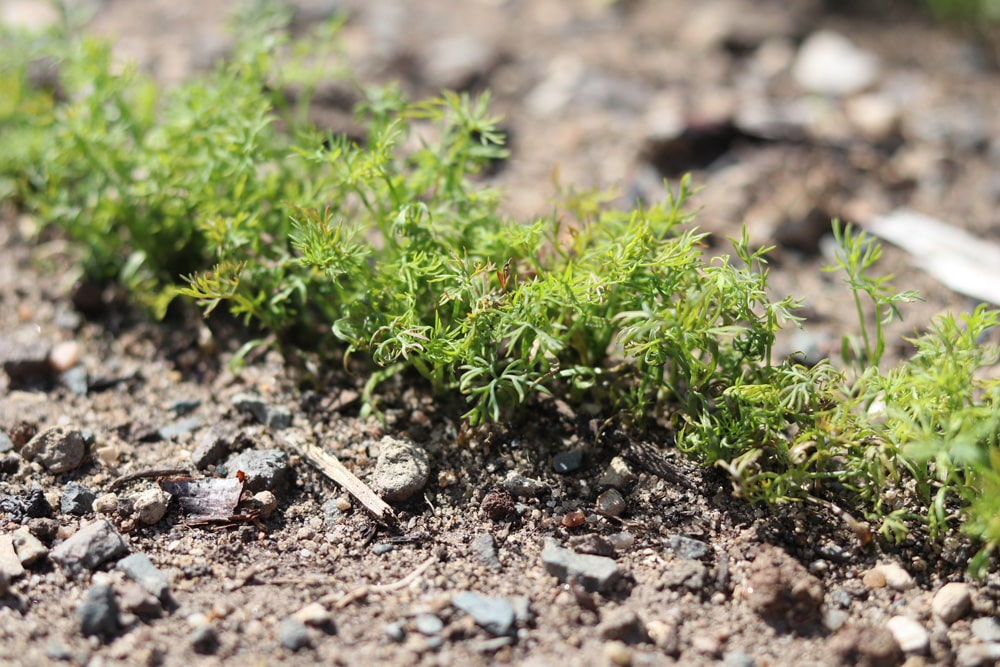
[373,436,429,503]
[20,426,86,474]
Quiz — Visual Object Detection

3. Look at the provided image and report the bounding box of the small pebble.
[970,617,1000,643]
[597,456,637,490]
[384,621,406,642]
[553,449,584,474]
[60,482,96,516]
[292,602,331,627]
[189,625,218,655]
[931,582,972,625]
[252,491,278,518]
[48,341,81,372]
[502,471,547,497]
[868,563,914,591]
[372,436,430,503]
[93,493,118,515]
[133,487,171,525]
[19,426,86,474]
[279,617,310,651]
[595,488,626,517]
[414,613,444,635]
[116,552,170,602]
[886,615,929,654]
[604,640,632,666]
[77,583,120,641]
[11,527,47,565]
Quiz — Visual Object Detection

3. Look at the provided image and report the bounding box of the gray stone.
[20,426,86,474]
[50,519,128,577]
[971,617,1000,643]
[279,616,310,651]
[662,558,707,591]
[221,449,291,493]
[0,332,51,386]
[157,416,203,441]
[502,471,547,497]
[596,457,637,490]
[597,608,649,644]
[60,482,95,516]
[792,30,879,96]
[11,527,47,565]
[452,591,516,636]
[553,449,584,474]
[191,422,237,469]
[58,366,88,396]
[886,615,928,654]
[541,538,622,594]
[232,392,268,423]
[0,432,11,453]
[413,613,444,635]
[931,582,972,625]
[77,583,120,640]
[567,534,615,557]
[190,625,218,654]
[595,488,626,517]
[321,498,343,526]
[116,552,170,602]
[373,436,429,503]
[118,582,162,619]
[470,532,501,570]
[665,535,709,560]
[266,405,292,430]
[384,621,406,642]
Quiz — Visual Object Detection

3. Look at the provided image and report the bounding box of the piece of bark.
[276,428,396,525]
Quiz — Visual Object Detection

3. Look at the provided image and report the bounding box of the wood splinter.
[277,427,397,526]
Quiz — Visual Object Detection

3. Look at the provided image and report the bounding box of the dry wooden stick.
[277,428,396,525]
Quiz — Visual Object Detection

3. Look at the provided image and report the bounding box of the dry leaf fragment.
[159,475,256,524]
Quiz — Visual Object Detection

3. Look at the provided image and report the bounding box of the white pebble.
[134,487,171,525]
[886,615,928,654]
[931,582,972,625]
[48,341,81,372]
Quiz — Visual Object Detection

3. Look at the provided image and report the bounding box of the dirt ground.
[3,0,1000,665]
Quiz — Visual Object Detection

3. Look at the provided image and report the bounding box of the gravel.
[77,582,120,641]
[116,552,171,602]
[451,591,516,636]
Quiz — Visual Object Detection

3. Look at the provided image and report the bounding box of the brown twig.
[276,427,397,525]
[109,467,190,491]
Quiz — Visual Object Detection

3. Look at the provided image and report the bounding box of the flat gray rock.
[452,591,516,636]
[77,583,119,640]
[541,538,622,594]
[221,449,291,493]
[373,436,429,503]
[50,519,128,577]
[116,552,170,601]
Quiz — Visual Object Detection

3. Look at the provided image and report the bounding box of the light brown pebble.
[253,491,278,518]
[93,493,118,515]
[931,582,972,625]
[862,568,886,589]
[603,640,632,666]
[48,340,80,372]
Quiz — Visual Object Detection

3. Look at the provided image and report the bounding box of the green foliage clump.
[4,13,1000,574]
